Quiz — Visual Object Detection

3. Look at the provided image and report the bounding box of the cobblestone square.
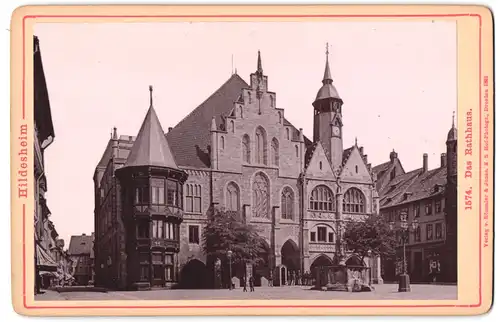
[36,284,457,301]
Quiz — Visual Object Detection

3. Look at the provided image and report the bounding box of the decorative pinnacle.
[452,111,455,128]
[257,50,263,74]
[323,42,333,83]
[112,127,118,140]
[149,85,153,107]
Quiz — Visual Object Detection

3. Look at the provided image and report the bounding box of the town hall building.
[93,48,384,290]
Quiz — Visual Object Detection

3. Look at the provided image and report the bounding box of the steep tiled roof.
[165,74,249,168]
[372,161,391,176]
[68,234,93,256]
[341,146,354,167]
[124,106,178,169]
[96,74,312,171]
[380,166,447,208]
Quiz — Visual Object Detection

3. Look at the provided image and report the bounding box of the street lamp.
[389,211,419,292]
[227,249,233,290]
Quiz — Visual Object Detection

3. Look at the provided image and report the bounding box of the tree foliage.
[343,214,397,261]
[202,207,266,266]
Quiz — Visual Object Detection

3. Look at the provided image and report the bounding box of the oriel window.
[134,186,150,205]
[137,220,150,238]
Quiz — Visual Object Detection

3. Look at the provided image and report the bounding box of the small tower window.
[270,95,275,107]
[286,128,290,140]
[230,120,235,133]
[278,112,282,124]
[355,165,358,173]
[248,91,252,104]
[220,136,225,150]
[319,161,323,170]
[295,145,299,157]
[240,106,243,118]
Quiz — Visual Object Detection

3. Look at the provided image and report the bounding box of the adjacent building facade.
[68,233,95,286]
[373,122,457,283]
[34,35,59,292]
[93,49,401,290]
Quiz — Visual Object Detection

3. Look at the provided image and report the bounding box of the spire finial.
[322,43,333,84]
[149,85,153,107]
[452,111,455,128]
[355,137,358,146]
[257,50,263,74]
[112,127,118,140]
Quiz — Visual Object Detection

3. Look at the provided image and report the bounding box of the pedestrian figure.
[291,270,296,286]
[249,276,255,292]
[297,270,302,286]
[268,271,274,287]
[243,276,248,292]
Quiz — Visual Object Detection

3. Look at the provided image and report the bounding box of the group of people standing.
[285,270,314,286]
[266,270,315,287]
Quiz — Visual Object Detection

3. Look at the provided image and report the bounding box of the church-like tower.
[313,44,344,171]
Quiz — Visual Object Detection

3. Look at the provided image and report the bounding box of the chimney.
[441,153,447,168]
[168,127,173,132]
[390,149,398,163]
[423,153,428,172]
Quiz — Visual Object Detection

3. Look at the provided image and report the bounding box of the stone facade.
[94,49,383,289]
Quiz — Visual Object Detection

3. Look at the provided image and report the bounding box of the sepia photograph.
[31,19,459,302]
[10,4,495,316]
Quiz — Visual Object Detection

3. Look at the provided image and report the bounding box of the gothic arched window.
[252,173,270,218]
[255,126,267,165]
[230,120,235,133]
[242,134,250,163]
[281,187,294,220]
[309,185,334,212]
[271,138,279,166]
[343,188,366,213]
[226,182,240,212]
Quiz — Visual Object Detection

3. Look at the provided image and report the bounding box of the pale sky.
[34,21,456,247]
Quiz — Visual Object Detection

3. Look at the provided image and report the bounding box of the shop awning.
[36,244,58,272]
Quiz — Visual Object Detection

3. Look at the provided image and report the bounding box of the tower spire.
[257,50,263,74]
[149,85,153,107]
[323,42,333,84]
[452,111,455,128]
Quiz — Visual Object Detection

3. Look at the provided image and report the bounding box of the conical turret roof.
[314,43,341,102]
[124,103,178,169]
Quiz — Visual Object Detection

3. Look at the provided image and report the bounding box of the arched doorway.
[253,239,271,287]
[310,254,334,285]
[281,239,300,272]
[180,259,210,289]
